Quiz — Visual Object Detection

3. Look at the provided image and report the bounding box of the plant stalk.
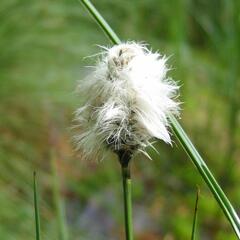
[33,172,41,240]
[191,187,200,240]
[118,151,134,240]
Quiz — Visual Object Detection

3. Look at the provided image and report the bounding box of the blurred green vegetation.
[0,0,239,239]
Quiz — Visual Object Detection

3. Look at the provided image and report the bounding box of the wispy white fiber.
[74,42,180,160]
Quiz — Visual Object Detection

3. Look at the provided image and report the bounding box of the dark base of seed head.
[116,149,132,167]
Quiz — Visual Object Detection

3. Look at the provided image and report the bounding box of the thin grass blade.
[79,0,240,237]
[79,0,120,44]
[33,171,41,240]
[191,187,200,240]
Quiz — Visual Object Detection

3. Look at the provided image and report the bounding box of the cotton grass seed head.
[74,42,180,161]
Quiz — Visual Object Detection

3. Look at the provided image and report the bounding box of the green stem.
[80,0,121,44]
[118,151,134,240]
[122,164,133,240]
[33,172,41,240]
[191,187,200,240]
[169,115,240,237]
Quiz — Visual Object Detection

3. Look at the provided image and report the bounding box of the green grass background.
[0,0,239,239]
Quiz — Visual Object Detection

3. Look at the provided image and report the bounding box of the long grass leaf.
[170,115,240,237]
[79,0,240,237]
[80,0,121,44]
[33,171,41,240]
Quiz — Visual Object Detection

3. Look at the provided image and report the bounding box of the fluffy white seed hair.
[74,42,180,160]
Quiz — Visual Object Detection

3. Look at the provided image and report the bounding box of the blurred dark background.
[0,0,239,239]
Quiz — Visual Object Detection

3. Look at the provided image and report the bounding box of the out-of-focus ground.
[0,0,239,239]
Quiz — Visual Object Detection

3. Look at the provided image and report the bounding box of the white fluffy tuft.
[74,42,180,160]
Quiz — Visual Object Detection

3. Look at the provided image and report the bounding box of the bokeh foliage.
[0,0,239,239]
